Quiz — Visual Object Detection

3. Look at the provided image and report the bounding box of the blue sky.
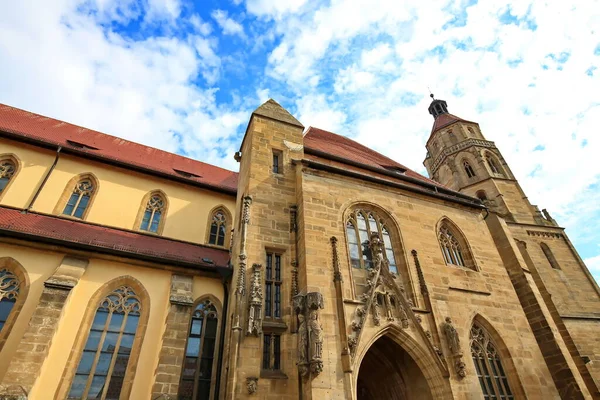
[0,0,599,283]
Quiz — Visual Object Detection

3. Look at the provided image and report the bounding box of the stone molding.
[430,138,497,174]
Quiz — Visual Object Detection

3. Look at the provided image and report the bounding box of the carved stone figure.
[306,292,324,375]
[384,293,395,321]
[456,359,467,378]
[443,317,462,356]
[247,264,263,336]
[372,295,382,326]
[246,377,258,394]
[297,313,309,376]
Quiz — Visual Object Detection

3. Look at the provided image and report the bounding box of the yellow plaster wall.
[0,141,56,208]
[0,138,236,246]
[0,242,62,381]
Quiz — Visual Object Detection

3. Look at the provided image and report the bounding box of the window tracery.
[63,179,95,219]
[0,160,16,193]
[346,210,398,274]
[179,299,219,400]
[463,160,476,178]
[438,224,474,269]
[486,154,502,175]
[0,268,20,333]
[140,194,165,233]
[208,210,227,246]
[470,323,514,399]
[67,286,141,400]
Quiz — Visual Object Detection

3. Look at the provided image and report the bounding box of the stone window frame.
[53,172,100,221]
[0,257,29,353]
[204,205,232,249]
[56,276,150,400]
[469,316,525,399]
[178,295,223,400]
[261,332,284,378]
[462,159,476,178]
[133,189,169,235]
[264,251,283,320]
[540,242,561,270]
[342,203,415,303]
[272,148,283,175]
[484,151,505,177]
[0,153,21,201]
[436,217,478,271]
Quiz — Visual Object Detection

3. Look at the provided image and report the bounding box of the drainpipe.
[214,265,232,400]
[25,146,61,212]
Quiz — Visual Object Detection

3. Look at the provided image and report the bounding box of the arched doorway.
[357,335,433,400]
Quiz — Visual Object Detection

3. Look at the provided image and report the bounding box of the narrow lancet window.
[140,194,165,233]
[464,160,476,178]
[208,210,227,246]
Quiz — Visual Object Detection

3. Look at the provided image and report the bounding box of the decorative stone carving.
[233,196,252,331]
[294,294,309,377]
[290,205,297,232]
[307,292,324,375]
[330,237,343,283]
[246,377,258,394]
[294,291,324,378]
[246,263,263,336]
[443,317,466,378]
[411,250,428,296]
[291,261,299,298]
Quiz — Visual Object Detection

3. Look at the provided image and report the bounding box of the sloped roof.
[430,113,476,135]
[0,206,230,269]
[253,99,304,128]
[0,104,238,194]
[304,127,444,188]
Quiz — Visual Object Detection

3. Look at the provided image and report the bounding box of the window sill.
[262,320,288,332]
[260,370,288,379]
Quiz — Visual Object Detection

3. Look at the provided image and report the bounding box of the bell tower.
[423,94,554,226]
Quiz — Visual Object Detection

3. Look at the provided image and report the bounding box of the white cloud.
[295,94,347,133]
[190,14,213,36]
[245,0,309,19]
[0,0,246,171]
[211,9,246,39]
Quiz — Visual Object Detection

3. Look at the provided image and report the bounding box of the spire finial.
[428,87,435,100]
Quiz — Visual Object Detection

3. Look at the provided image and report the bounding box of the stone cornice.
[431,139,497,174]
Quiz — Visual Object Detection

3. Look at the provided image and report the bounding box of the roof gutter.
[0,131,237,196]
[26,145,61,212]
[298,158,485,210]
[303,147,482,204]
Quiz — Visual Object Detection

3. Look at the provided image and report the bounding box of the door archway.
[356,334,434,400]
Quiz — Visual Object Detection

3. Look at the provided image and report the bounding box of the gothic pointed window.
[540,243,561,270]
[0,268,20,334]
[346,210,398,274]
[471,323,514,399]
[67,286,141,400]
[486,154,502,175]
[178,300,219,400]
[208,210,227,247]
[63,179,95,219]
[438,222,474,270]
[0,160,16,193]
[463,160,476,178]
[140,193,165,233]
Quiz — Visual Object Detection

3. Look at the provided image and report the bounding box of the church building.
[0,97,598,399]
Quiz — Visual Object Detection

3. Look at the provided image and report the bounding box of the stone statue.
[443,317,462,356]
[306,292,324,375]
[297,308,309,377]
[247,264,263,336]
[372,295,382,326]
[246,377,258,394]
[384,293,395,321]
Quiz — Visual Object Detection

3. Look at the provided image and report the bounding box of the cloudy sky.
[0,0,599,282]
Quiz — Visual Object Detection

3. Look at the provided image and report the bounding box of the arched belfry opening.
[356,335,433,400]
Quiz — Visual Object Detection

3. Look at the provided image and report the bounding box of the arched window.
[438,221,475,270]
[63,179,95,218]
[486,154,502,175]
[463,160,476,178]
[471,322,515,399]
[346,210,398,274]
[178,299,219,400]
[0,160,16,193]
[540,243,561,270]
[0,268,20,334]
[467,127,475,136]
[67,286,142,399]
[208,210,227,246]
[140,193,166,233]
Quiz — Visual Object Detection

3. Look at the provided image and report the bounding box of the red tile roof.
[0,207,230,270]
[0,104,238,194]
[303,127,445,188]
[429,113,476,136]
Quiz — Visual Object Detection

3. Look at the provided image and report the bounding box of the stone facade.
[0,97,598,399]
